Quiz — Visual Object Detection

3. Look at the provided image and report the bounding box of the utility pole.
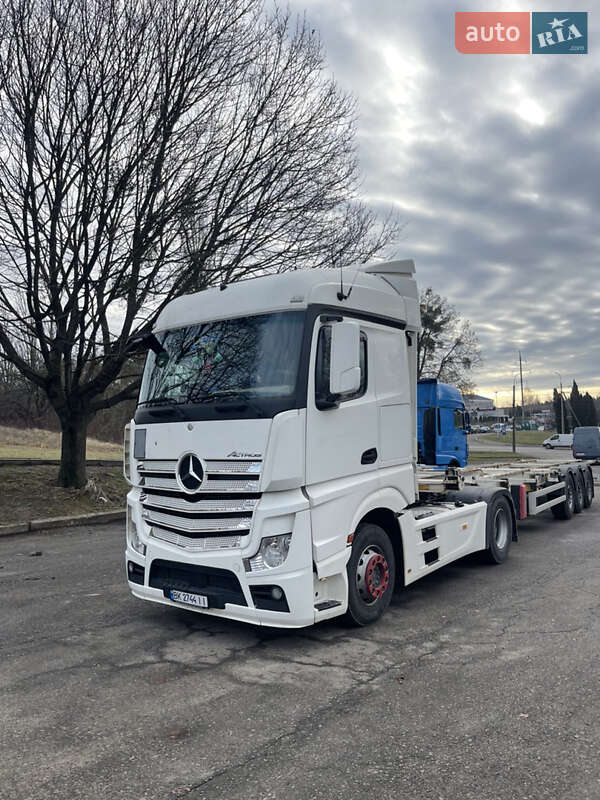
[512,379,516,453]
[519,350,525,423]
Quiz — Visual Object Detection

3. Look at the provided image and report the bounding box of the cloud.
[292,0,600,401]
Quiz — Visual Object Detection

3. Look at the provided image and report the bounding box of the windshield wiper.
[139,395,186,408]
[213,391,266,418]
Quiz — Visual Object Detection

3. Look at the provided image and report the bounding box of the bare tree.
[417,288,482,394]
[0,0,398,487]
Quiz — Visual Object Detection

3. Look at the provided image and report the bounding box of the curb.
[0,459,121,467]
[0,510,125,538]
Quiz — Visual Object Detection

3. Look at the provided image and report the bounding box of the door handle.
[361,448,378,465]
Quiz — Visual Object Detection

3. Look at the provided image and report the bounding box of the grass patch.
[0,464,127,523]
[478,430,553,446]
[468,450,527,464]
[0,425,121,460]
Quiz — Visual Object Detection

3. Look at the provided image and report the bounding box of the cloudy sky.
[289,0,600,405]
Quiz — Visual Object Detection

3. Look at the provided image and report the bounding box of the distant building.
[464,394,509,424]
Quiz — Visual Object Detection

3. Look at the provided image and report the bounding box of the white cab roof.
[155,260,421,333]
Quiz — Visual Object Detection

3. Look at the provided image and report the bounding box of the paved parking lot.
[2,488,600,800]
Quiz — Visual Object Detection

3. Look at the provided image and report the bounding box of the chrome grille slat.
[142,476,259,493]
[138,458,261,476]
[142,494,259,514]
[145,510,252,533]
[138,460,177,473]
[205,460,262,474]
[150,526,243,551]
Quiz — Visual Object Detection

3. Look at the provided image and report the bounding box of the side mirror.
[125,332,166,360]
[329,321,361,395]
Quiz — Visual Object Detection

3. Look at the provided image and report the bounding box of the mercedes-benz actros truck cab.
[124,259,593,627]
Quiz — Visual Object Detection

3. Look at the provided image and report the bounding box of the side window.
[315,325,367,408]
[453,410,464,429]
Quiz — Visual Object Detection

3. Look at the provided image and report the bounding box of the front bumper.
[125,488,318,628]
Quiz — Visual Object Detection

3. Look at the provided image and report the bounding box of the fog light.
[271,587,283,600]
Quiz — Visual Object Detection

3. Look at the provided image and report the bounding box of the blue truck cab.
[417,379,469,467]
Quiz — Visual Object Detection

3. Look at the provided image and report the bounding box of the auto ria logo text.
[455,12,588,54]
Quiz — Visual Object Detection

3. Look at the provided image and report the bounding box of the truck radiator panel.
[136,458,262,552]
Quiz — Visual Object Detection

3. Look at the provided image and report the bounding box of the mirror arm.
[126,332,165,357]
[316,394,340,411]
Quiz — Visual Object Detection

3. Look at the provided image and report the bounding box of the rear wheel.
[551,473,575,520]
[573,470,585,514]
[583,468,594,508]
[345,523,395,627]
[483,494,514,564]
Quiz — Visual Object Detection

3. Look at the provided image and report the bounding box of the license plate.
[169,589,208,608]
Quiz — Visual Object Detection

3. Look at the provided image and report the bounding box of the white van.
[542,433,573,449]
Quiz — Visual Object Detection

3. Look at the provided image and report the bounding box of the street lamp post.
[512,378,516,453]
[554,371,564,433]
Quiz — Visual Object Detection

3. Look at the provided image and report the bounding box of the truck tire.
[344,523,396,627]
[573,469,585,513]
[583,467,594,508]
[483,493,513,564]
[551,473,575,520]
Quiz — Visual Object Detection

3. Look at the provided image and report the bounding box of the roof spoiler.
[360,259,416,276]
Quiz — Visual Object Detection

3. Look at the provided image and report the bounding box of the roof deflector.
[361,259,415,276]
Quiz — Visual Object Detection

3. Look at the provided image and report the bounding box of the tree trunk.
[58,413,90,488]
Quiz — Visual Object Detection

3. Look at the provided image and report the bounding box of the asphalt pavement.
[468,436,574,461]
[2,486,600,800]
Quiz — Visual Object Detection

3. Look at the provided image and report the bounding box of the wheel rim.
[585,474,593,503]
[566,480,574,511]
[356,545,390,605]
[494,507,509,550]
[576,477,584,507]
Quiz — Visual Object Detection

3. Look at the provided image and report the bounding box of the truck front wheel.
[345,523,396,627]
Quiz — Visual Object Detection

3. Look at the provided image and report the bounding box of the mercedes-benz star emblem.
[176,453,205,493]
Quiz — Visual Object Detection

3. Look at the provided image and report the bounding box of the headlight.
[127,507,146,557]
[244,534,292,572]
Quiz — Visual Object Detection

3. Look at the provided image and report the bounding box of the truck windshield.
[136,311,305,421]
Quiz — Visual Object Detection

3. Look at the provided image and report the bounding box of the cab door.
[305,318,376,487]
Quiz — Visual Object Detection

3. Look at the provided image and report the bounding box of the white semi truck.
[123,260,595,627]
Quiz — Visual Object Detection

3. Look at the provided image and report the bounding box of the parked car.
[572,427,600,461]
[479,425,490,433]
[542,433,573,449]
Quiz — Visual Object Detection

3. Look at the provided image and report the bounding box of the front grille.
[150,526,243,551]
[149,559,247,607]
[137,457,262,551]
